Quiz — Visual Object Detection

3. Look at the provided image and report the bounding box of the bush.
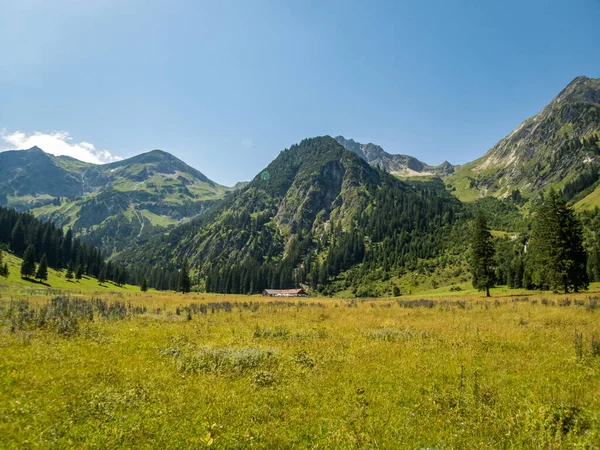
[252,371,278,387]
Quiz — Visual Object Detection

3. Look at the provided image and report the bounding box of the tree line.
[470,189,588,295]
[0,207,133,286]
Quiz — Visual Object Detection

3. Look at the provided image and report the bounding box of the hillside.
[335,136,455,177]
[0,147,229,254]
[0,251,138,293]
[117,136,465,296]
[0,147,85,208]
[447,76,600,203]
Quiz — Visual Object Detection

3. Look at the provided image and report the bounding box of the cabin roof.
[263,289,306,295]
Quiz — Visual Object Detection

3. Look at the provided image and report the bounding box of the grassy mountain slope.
[447,76,600,203]
[0,251,138,293]
[335,136,455,177]
[0,147,229,255]
[0,147,85,209]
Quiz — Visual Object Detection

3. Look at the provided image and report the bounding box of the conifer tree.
[21,244,37,279]
[75,264,83,281]
[11,219,26,256]
[98,265,107,285]
[35,253,49,282]
[530,188,588,292]
[65,263,74,281]
[140,277,148,292]
[62,228,73,266]
[469,211,495,297]
[178,259,191,293]
[0,250,7,277]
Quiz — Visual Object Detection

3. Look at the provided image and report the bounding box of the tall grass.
[0,291,599,448]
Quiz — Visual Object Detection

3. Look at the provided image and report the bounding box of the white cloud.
[0,130,122,164]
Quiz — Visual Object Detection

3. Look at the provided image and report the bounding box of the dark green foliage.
[494,237,528,289]
[0,207,134,286]
[469,212,495,296]
[75,265,83,281]
[529,189,588,293]
[468,197,528,233]
[65,263,74,281]
[0,250,8,277]
[98,264,107,285]
[20,245,36,279]
[178,260,191,293]
[140,278,148,292]
[35,253,49,282]
[580,207,600,282]
[10,218,26,255]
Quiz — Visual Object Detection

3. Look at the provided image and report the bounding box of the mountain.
[335,136,455,177]
[447,76,600,203]
[0,147,86,206]
[117,136,464,296]
[0,147,229,254]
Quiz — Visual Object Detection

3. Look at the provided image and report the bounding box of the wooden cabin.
[262,289,307,297]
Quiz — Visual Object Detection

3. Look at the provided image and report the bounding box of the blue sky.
[1,0,599,185]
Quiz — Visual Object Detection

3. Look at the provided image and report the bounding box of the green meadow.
[1,287,599,449]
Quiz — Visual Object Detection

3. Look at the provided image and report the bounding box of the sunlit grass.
[0,252,139,295]
[0,289,599,448]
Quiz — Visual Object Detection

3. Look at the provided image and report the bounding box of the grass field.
[0,252,140,294]
[1,286,599,448]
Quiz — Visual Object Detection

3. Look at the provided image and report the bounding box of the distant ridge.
[0,146,229,254]
[335,136,454,177]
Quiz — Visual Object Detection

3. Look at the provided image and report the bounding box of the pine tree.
[469,211,495,297]
[21,244,37,279]
[75,264,83,281]
[117,267,128,286]
[98,265,107,285]
[35,253,49,282]
[0,250,6,277]
[530,188,588,293]
[11,219,26,256]
[140,277,148,292]
[178,259,191,293]
[62,228,73,267]
[65,263,74,281]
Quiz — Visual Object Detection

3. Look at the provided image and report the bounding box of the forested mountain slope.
[116,136,466,295]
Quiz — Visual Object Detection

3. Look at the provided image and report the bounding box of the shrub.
[252,371,277,387]
[294,349,315,368]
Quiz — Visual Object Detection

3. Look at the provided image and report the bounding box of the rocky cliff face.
[335,136,454,177]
